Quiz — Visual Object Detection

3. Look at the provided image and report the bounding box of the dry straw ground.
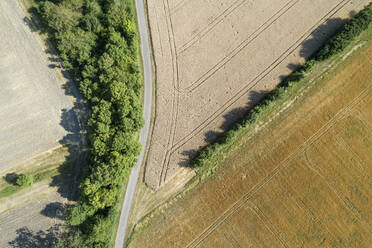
[0,1,82,246]
[145,0,371,189]
[0,0,77,173]
[130,22,372,247]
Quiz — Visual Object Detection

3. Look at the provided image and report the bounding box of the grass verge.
[0,147,75,199]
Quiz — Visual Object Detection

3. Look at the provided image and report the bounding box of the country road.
[114,0,153,247]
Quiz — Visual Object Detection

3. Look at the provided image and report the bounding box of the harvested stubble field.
[0,147,78,247]
[0,0,82,246]
[0,0,79,173]
[0,184,66,248]
[145,0,372,189]
[129,23,372,247]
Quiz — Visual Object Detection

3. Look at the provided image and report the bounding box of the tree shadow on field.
[8,5,89,247]
[48,81,88,202]
[20,0,89,192]
[23,3,90,202]
[8,225,61,248]
[50,69,89,200]
[280,13,356,81]
[40,202,73,221]
[23,16,38,33]
[180,12,359,169]
[3,172,19,186]
[179,149,198,167]
[299,17,346,58]
[180,90,269,168]
[21,0,49,34]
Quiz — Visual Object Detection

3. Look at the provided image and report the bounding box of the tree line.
[33,0,143,246]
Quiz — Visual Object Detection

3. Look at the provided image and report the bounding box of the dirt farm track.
[0,0,77,173]
[144,0,372,188]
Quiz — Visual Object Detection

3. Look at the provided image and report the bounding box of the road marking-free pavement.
[114,0,153,247]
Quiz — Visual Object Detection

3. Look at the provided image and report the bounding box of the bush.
[315,3,372,61]
[16,174,34,187]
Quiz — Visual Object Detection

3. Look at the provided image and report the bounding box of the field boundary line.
[185,84,372,248]
[356,108,372,133]
[304,150,372,234]
[303,114,372,234]
[290,188,339,243]
[336,133,366,172]
[223,232,242,248]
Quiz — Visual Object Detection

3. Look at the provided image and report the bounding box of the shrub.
[315,3,372,61]
[16,174,34,187]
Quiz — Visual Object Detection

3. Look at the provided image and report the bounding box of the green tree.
[16,174,34,187]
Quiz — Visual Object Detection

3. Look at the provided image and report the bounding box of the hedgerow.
[31,0,142,246]
[192,3,372,179]
[316,4,372,60]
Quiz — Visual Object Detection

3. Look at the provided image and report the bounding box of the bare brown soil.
[129,26,372,248]
[145,0,372,189]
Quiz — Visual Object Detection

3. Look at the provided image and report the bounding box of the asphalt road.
[114,0,153,247]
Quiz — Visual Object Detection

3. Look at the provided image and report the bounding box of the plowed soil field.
[145,0,371,189]
[130,23,372,248]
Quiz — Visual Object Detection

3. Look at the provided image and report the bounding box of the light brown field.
[0,147,76,248]
[0,1,84,246]
[129,25,372,247]
[0,0,79,173]
[145,0,372,189]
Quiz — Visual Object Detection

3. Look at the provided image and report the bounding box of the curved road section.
[115,0,153,247]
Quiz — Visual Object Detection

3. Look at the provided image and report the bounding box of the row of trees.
[35,0,142,246]
[316,4,372,60]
